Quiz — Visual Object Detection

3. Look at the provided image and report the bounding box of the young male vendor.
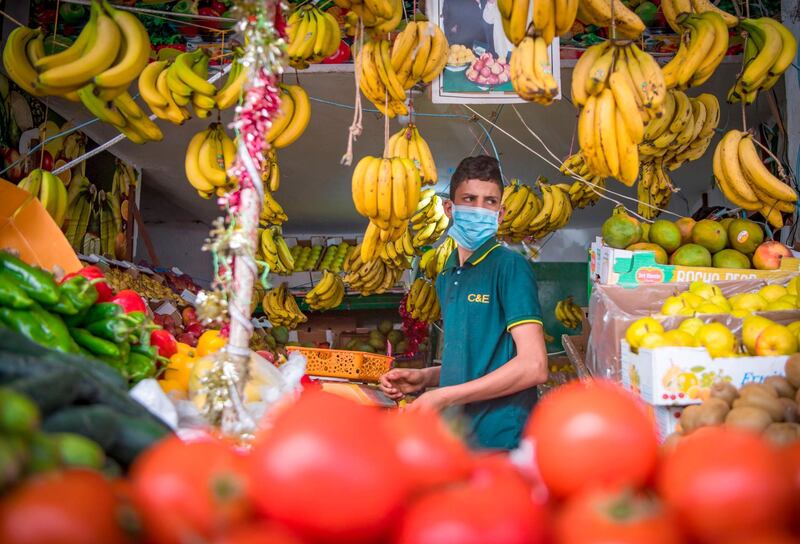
[379,155,548,450]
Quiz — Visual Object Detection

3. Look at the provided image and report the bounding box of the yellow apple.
[709,295,732,311]
[695,303,727,315]
[689,282,722,300]
[639,332,669,350]
[788,277,800,296]
[663,329,697,347]
[661,296,688,316]
[695,323,737,358]
[766,300,796,312]
[679,292,705,308]
[742,315,775,354]
[678,317,705,336]
[730,293,768,312]
[625,317,665,349]
[754,323,798,356]
[759,284,788,302]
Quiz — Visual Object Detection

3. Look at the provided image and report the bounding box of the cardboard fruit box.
[589,238,800,288]
[620,340,788,406]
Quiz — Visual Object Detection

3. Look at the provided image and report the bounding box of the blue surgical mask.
[448,205,499,251]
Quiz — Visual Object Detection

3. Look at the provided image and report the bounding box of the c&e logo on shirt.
[467,293,490,304]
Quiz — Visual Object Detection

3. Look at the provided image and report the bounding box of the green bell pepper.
[0,307,50,346]
[0,253,59,306]
[86,316,134,344]
[28,304,79,354]
[127,352,157,383]
[0,273,33,310]
[84,302,123,325]
[69,328,120,359]
[59,276,98,314]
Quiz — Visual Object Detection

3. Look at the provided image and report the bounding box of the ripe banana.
[405,278,441,323]
[267,84,311,149]
[387,124,438,185]
[555,297,583,329]
[18,169,69,228]
[262,283,307,329]
[305,271,346,311]
[287,5,342,69]
[352,155,422,237]
[728,17,796,103]
[510,35,559,105]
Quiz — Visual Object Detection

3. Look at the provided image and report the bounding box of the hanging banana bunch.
[260,192,289,226]
[386,124,438,185]
[378,228,416,269]
[527,180,573,240]
[286,4,342,69]
[389,22,450,87]
[265,84,312,149]
[661,0,737,32]
[637,159,675,219]
[215,56,247,110]
[262,149,280,192]
[259,228,295,275]
[497,181,542,241]
[344,244,402,295]
[510,34,559,105]
[555,297,583,329]
[406,278,441,323]
[661,12,729,90]
[410,189,449,249]
[262,283,307,329]
[419,237,457,281]
[560,152,606,209]
[184,123,237,199]
[305,271,347,311]
[335,0,404,35]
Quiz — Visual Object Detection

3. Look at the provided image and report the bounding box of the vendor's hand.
[408,388,452,413]
[379,368,428,400]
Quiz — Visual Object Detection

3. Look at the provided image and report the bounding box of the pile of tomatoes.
[1,379,799,544]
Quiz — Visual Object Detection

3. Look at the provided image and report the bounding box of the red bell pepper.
[110,289,147,314]
[150,329,178,358]
[61,266,113,302]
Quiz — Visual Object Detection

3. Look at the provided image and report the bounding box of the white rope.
[341,22,365,166]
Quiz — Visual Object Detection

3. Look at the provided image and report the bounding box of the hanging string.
[341,20,365,166]
[38,0,63,170]
[0,9,25,27]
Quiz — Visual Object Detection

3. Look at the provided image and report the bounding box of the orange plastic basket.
[286,346,394,382]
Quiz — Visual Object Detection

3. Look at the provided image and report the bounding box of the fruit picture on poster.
[0,73,139,260]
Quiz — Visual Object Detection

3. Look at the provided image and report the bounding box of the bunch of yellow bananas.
[573,42,665,186]
[334,0,403,35]
[3,0,149,101]
[640,92,719,171]
[139,49,217,125]
[498,181,541,240]
[98,189,123,258]
[560,153,606,209]
[63,175,94,251]
[390,22,450,87]
[344,245,402,295]
[419,237,457,281]
[378,228,415,269]
[498,0,578,45]
[184,123,236,198]
[728,18,797,105]
[265,85,312,149]
[262,150,280,192]
[575,0,646,38]
[260,192,289,226]
[637,159,675,219]
[81,85,164,144]
[259,228,295,275]
[406,278,441,324]
[410,189,449,249]
[555,297,583,329]
[526,181,574,240]
[356,40,409,118]
[510,35,559,105]
[287,5,342,69]
[361,222,411,263]
[662,12,729,90]
[262,283,307,329]
[661,0,737,32]
[387,124,438,185]
[215,58,247,111]
[713,130,798,229]
[352,155,422,236]
[18,169,68,228]
[305,271,346,311]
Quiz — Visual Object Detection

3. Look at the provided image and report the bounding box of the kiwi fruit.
[778,398,798,423]
[695,398,730,428]
[763,422,800,446]
[733,392,785,422]
[739,383,778,398]
[786,354,800,389]
[763,376,796,399]
[725,406,773,432]
[679,405,703,434]
[709,381,739,406]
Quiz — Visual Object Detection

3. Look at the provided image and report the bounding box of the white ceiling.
[47,62,770,236]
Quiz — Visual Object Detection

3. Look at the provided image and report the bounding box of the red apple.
[185,322,204,336]
[177,332,198,347]
[182,307,197,324]
[752,241,793,270]
[3,148,25,182]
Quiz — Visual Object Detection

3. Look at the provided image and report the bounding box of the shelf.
[296,292,405,312]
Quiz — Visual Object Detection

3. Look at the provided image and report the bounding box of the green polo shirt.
[434,238,542,450]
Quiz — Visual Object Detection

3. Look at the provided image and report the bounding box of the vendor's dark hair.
[449,155,503,201]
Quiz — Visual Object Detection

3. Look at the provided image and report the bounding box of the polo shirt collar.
[442,237,501,271]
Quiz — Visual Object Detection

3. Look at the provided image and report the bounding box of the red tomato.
[556,489,683,544]
[524,379,659,499]
[383,409,473,493]
[247,391,409,543]
[0,469,132,544]
[658,426,793,543]
[395,469,549,544]
[781,442,800,532]
[130,436,250,544]
[213,521,303,544]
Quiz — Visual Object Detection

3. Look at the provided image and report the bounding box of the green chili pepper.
[0,252,59,306]
[86,316,134,344]
[84,302,123,325]
[59,276,98,313]
[63,309,89,328]
[125,311,147,327]
[50,291,80,316]
[127,352,157,383]
[69,328,120,358]
[130,343,157,360]
[26,304,78,354]
[0,307,50,345]
[117,341,131,365]
[0,273,34,310]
